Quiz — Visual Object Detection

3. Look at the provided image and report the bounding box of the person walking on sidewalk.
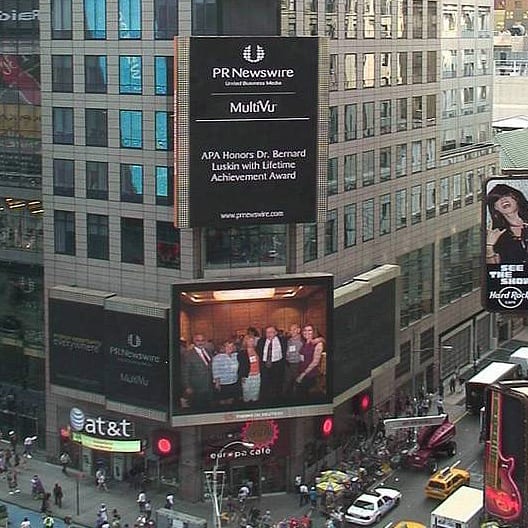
[60,452,71,474]
[145,500,153,520]
[20,517,31,528]
[436,396,445,415]
[449,375,456,394]
[165,493,174,510]
[97,473,108,492]
[137,490,147,513]
[299,483,309,506]
[309,487,317,508]
[43,515,54,528]
[23,436,37,458]
[53,483,63,508]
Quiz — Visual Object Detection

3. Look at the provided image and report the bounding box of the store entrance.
[229,458,287,496]
[231,465,260,496]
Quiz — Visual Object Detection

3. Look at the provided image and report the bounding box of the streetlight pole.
[211,441,254,528]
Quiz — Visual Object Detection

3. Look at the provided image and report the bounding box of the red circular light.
[157,437,172,455]
[360,393,371,412]
[321,417,334,437]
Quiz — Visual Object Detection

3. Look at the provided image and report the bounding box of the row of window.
[441,122,491,152]
[327,139,437,195]
[441,48,491,79]
[52,55,173,95]
[329,95,436,143]
[54,212,180,268]
[53,159,173,205]
[441,86,491,117]
[304,169,487,262]
[52,108,172,150]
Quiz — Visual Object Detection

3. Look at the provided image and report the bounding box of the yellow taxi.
[387,523,426,528]
[424,460,470,500]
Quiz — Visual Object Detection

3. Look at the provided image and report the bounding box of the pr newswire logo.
[243,44,265,64]
[490,286,528,309]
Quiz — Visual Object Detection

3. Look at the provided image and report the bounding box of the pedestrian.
[299,483,309,506]
[97,473,108,492]
[20,517,31,528]
[294,474,302,494]
[8,431,17,452]
[144,500,152,521]
[112,515,121,528]
[437,396,444,415]
[137,490,147,513]
[99,504,108,522]
[309,486,317,508]
[53,483,63,508]
[165,493,174,510]
[60,452,71,474]
[449,375,456,394]
[23,436,37,458]
[40,492,51,514]
[43,515,54,528]
[7,470,20,494]
[262,511,272,528]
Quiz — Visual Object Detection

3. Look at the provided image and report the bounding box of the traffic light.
[352,389,372,415]
[151,430,178,457]
[319,416,334,438]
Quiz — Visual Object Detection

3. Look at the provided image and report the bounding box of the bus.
[465,361,520,414]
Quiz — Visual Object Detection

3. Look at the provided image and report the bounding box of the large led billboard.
[0,0,39,38]
[171,275,333,425]
[175,36,328,228]
[483,177,528,312]
[484,383,528,524]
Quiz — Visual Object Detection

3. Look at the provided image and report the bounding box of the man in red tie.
[181,333,213,409]
[257,326,286,404]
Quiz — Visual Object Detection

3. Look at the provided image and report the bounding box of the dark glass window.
[87,214,109,260]
[329,106,338,143]
[119,0,142,38]
[121,217,144,264]
[156,221,180,269]
[52,0,72,39]
[155,111,172,150]
[86,161,108,200]
[192,0,218,35]
[84,0,107,39]
[119,56,142,94]
[52,55,73,92]
[155,0,179,39]
[120,164,143,203]
[325,209,338,255]
[53,159,75,197]
[85,56,107,93]
[120,110,143,148]
[327,158,338,196]
[85,109,108,147]
[304,223,318,262]
[156,167,174,205]
[53,107,74,145]
[54,210,75,255]
[344,204,356,248]
[155,57,174,95]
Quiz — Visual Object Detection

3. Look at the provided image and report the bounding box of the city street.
[0,501,66,528]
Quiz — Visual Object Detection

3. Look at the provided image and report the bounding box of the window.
[453,173,461,208]
[303,223,318,262]
[119,56,142,94]
[440,176,449,213]
[86,161,108,200]
[461,5,474,36]
[411,185,422,224]
[363,102,375,137]
[53,159,74,196]
[363,53,375,88]
[156,166,174,205]
[344,104,357,140]
[362,199,374,241]
[119,0,141,38]
[427,1,438,37]
[52,56,73,92]
[329,55,338,90]
[120,110,143,148]
[328,158,338,196]
[411,141,422,173]
[362,150,375,186]
[344,154,357,191]
[305,0,318,36]
[381,0,392,37]
[344,204,357,247]
[121,217,144,264]
[397,98,408,131]
[85,56,107,93]
[412,51,423,84]
[477,167,485,199]
[465,171,474,205]
[380,147,391,182]
[345,0,357,38]
[442,50,457,78]
[155,0,178,38]
[84,0,107,39]
[85,109,108,147]
[155,112,172,150]
[442,89,457,118]
[412,0,423,38]
[380,193,391,235]
[52,0,72,39]
[463,48,475,76]
[381,53,391,85]
[396,189,407,229]
[157,222,180,269]
[380,100,391,134]
[426,181,436,218]
[87,214,109,260]
[364,0,375,37]
[326,0,337,38]
[397,52,408,84]
[397,0,408,38]
[53,107,74,145]
[193,0,218,35]
[426,138,436,169]
[325,210,338,255]
[396,144,407,177]
[155,57,174,95]
[427,51,437,82]
[329,107,338,143]
[54,210,75,255]
[344,54,357,89]
[426,94,436,126]
[412,96,423,128]
[120,164,143,203]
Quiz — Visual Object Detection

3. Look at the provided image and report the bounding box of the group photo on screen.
[175,281,331,413]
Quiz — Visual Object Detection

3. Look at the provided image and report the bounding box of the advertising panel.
[0,0,39,38]
[172,275,333,424]
[49,298,108,394]
[0,53,41,177]
[483,177,528,312]
[104,307,170,411]
[182,37,321,227]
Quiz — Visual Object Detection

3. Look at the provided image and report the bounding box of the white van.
[430,486,483,528]
[509,347,528,377]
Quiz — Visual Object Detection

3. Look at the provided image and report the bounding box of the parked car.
[344,487,401,526]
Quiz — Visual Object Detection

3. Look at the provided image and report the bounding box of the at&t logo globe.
[243,44,265,64]
[70,407,86,432]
